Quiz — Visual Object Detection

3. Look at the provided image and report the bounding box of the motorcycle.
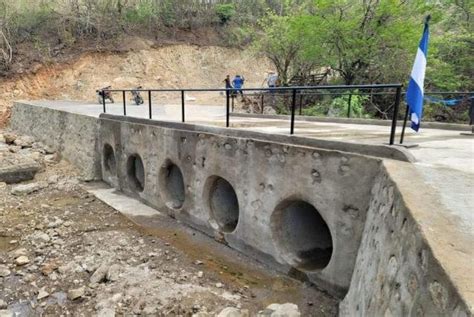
[96,86,114,104]
[131,86,144,105]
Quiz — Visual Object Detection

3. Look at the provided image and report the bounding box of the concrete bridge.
[9,100,473,316]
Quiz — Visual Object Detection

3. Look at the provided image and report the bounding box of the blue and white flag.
[406,17,430,131]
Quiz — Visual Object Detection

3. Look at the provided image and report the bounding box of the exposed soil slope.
[0,44,271,126]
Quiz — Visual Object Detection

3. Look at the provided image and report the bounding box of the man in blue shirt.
[232,75,245,97]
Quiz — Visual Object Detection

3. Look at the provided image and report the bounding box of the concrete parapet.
[100,114,415,162]
[10,102,101,180]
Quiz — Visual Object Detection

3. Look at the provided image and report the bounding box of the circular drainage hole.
[127,154,145,192]
[159,161,185,209]
[208,176,239,233]
[272,200,333,270]
[103,143,116,174]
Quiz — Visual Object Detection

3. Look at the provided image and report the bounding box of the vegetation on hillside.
[0,0,271,75]
[0,0,472,95]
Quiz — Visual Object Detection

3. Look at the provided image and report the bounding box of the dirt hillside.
[0,44,271,126]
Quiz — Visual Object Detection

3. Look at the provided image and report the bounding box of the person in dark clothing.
[223,75,232,89]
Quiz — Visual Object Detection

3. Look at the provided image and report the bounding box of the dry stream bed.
[0,129,338,316]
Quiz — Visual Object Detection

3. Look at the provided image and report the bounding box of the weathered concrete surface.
[340,160,473,316]
[85,182,161,217]
[100,114,414,162]
[9,102,101,180]
[99,114,382,296]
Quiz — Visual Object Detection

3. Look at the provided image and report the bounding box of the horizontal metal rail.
[102,84,402,93]
[100,84,410,145]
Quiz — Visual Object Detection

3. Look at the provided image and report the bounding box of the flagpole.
[400,15,431,145]
[400,102,409,144]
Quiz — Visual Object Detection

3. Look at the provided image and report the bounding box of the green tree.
[298,0,432,85]
[254,11,324,85]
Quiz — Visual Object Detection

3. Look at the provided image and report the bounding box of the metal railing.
[101,84,403,145]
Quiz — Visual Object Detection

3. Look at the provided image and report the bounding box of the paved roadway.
[25,100,474,232]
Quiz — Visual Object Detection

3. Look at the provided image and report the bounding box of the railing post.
[226,89,230,128]
[181,90,185,122]
[261,93,264,114]
[102,90,106,113]
[148,90,152,119]
[122,90,126,116]
[299,94,303,115]
[347,93,352,118]
[290,89,297,134]
[389,86,402,145]
[400,103,409,144]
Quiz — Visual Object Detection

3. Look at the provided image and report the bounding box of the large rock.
[257,303,301,317]
[3,133,17,144]
[263,106,277,115]
[15,256,30,266]
[217,307,250,317]
[106,264,121,282]
[11,181,47,195]
[13,135,35,148]
[0,265,11,277]
[67,286,85,300]
[0,153,40,184]
[0,309,14,317]
[90,262,109,284]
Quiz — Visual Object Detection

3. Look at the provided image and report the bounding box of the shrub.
[301,91,371,118]
[215,4,235,25]
[124,3,155,24]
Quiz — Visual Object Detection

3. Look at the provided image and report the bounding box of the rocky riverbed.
[0,130,338,316]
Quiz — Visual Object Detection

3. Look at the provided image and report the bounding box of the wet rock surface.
[0,129,338,316]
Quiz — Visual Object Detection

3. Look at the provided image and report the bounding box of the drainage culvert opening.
[127,154,145,192]
[103,143,116,174]
[272,200,333,270]
[208,176,239,233]
[159,161,185,209]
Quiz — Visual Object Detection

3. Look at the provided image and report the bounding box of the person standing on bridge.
[262,71,278,89]
[223,75,233,90]
[232,74,245,98]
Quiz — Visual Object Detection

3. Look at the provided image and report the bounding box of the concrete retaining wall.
[340,161,472,315]
[99,114,383,296]
[10,102,101,180]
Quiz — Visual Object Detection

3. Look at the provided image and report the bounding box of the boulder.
[67,286,85,300]
[0,265,11,277]
[13,135,35,148]
[0,154,40,184]
[11,181,48,195]
[15,255,30,266]
[0,309,14,317]
[106,264,121,282]
[3,133,17,145]
[90,262,109,284]
[217,307,250,317]
[258,303,301,317]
